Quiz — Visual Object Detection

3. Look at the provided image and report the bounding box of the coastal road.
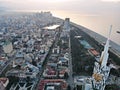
[72,23,120,58]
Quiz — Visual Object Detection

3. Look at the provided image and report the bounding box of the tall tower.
[92,26,112,90]
[63,18,70,31]
[62,18,70,38]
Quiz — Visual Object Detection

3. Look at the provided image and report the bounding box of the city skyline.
[0,0,120,15]
[0,3,120,90]
[0,0,120,45]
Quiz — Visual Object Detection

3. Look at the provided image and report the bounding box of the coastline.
[71,22,120,58]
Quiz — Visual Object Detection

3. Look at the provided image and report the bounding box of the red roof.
[0,57,6,61]
[0,78,8,84]
[89,49,99,56]
[38,79,67,90]
[59,70,66,74]
[47,70,56,75]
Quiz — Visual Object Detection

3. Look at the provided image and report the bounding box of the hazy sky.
[0,0,120,15]
[0,0,120,45]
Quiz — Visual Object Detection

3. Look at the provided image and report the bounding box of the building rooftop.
[0,77,9,87]
[0,57,6,61]
[38,79,67,90]
[0,78,8,84]
[88,48,99,56]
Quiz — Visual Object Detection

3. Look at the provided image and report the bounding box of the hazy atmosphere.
[1,0,120,13]
[0,0,120,45]
[0,1,120,90]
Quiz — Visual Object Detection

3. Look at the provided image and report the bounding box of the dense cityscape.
[0,12,120,90]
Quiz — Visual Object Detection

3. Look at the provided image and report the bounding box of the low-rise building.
[0,78,9,90]
[2,41,13,54]
[38,79,68,90]
[0,57,7,66]
[88,48,99,57]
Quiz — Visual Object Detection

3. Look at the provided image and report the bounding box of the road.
[67,32,75,90]
[36,29,62,90]
[72,23,120,58]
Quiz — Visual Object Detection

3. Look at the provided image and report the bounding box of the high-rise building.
[63,18,70,31]
[92,26,112,90]
[61,18,70,38]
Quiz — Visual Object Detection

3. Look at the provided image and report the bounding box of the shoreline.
[71,22,120,58]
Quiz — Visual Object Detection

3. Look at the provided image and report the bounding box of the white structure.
[26,62,39,73]
[12,61,17,68]
[92,26,112,90]
[46,86,55,90]
[0,78,9,90]
[52,46,60,54]
[85,84,92,90]
[10,83,34,90]
[3,41,13,54]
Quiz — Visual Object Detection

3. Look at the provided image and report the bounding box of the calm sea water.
[1,10,120,45]
[51,10,120,45]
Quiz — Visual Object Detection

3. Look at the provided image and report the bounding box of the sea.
[51,10,120,46]
[1,10,120,45]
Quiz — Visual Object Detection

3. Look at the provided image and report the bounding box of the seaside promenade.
[72,23,120,58]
